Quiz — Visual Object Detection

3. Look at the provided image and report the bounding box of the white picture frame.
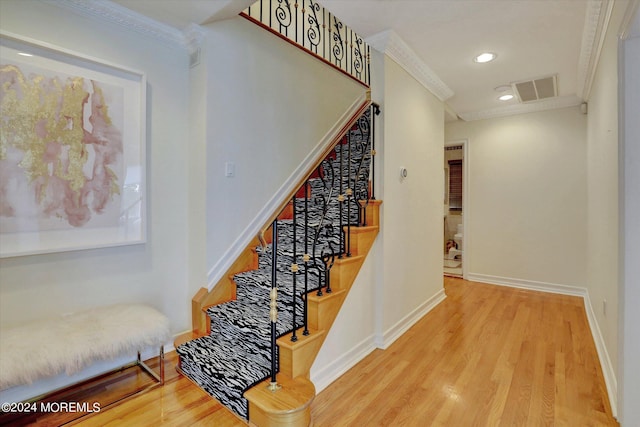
[0,31,146,257]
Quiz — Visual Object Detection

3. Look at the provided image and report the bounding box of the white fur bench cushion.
[0,304,170,390]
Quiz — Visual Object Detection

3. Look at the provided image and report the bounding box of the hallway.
[312,278,617,426]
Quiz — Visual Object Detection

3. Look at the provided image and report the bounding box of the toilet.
[448,223,463,260]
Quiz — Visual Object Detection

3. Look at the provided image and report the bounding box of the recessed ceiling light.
[17,52,33,57]
[473,52,496,63]
[498,94,514,101]
[494,85,511,92]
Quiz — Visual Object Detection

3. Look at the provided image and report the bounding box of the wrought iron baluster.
[322,242,335,294]
[346,129,352,257]
[367,45,371,86]
[268,219,281,391]
[349,27,353,76]
[291,195,298,342]
[338,136,345,258]
[332,16,344,68]
[313,166,324,297]
[323,8,327,60]
[354,36,364,81]
[276,0,292,36]
[307,0,321,54]
[303,181,310,336]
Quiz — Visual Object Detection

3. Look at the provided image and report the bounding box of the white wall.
[585,1,630,401]
[310,48,446,389]
[446,107,588,290]
[0,0,191,399]
[377,56,445,344]
[310,252,377,391]
[201,18,366,287]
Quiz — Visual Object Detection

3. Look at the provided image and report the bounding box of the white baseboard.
[310,335,377,393]
[466,273,617,417]
[583,293,618,418]
[374,289,447,349]
[311,277,444,393]
[466,273,587,296]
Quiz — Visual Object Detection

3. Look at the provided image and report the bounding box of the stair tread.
[276,328,325,349]
[208,294,304,339]
[176,334,274,419]
[177,333,271,372]
[234,267,320,297]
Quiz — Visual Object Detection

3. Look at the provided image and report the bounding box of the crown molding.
[576,0,613,100]
[42,0,203,53]
[183,23,207,53]
[367,30,454,102]
[619,0,640,40]
[457,95,583,122]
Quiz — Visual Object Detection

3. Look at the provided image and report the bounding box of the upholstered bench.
[0,304,170,392]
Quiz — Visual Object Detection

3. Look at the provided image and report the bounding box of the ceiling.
[112,0,632,121]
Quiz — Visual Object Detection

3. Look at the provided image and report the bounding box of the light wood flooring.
[311,277,617,426]
[3,278,617,426]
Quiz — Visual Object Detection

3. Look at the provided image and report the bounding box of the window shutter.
[448,160,463,210]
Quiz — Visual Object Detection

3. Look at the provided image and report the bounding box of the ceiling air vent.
[511,75,558,103]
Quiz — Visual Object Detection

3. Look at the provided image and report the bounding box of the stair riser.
[346,227,379,256]
[277,330,326,379]
[248,401,312,427]
[308,292,345,332]
[327,255,365,292]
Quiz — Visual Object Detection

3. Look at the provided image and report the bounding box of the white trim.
[466,273,618,416]
[577,0,614,100]
[466,273,587,296]
[583,292,618,417]
[458,95,583,122]
[43,0,196,51]
[367,30,454,102]
[206,92,370,290]
[374,289,447,349]
[618,31,640,424]
[619,0,640,40]
[310,335,377,393]
[445,139,469,280]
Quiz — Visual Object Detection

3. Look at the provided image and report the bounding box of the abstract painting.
[0,33,145,257]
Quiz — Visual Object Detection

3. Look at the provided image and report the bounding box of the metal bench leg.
[136,347,164,384]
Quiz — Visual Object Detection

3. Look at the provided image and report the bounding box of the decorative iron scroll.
[263,103,379,388]
[243,0,371,87]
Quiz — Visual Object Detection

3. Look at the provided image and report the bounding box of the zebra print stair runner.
[176,110,372,420]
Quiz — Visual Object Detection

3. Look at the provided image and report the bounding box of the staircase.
[176,106,380,425]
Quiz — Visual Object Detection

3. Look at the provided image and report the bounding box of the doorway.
[444,140,467,278]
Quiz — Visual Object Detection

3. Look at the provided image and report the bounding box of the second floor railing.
[242,0,371,87]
